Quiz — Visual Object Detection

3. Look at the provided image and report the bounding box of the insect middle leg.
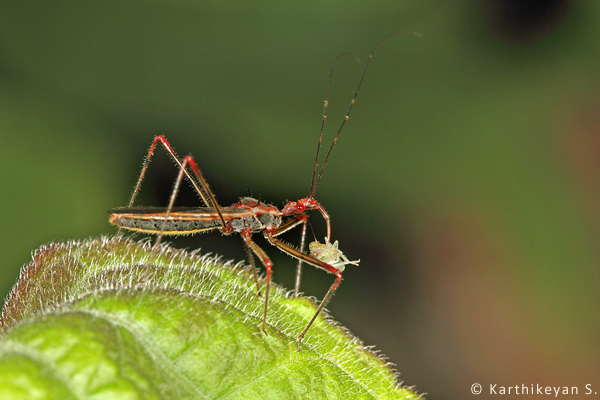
[294,218,308,297]
[245,246,263,297]
[270,214,309,296]
[241,230,274,334]
[241,215,310,333]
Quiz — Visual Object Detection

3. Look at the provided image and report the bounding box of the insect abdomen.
[110,213,222,235]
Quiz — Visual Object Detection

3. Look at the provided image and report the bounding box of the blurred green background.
[1,1,599,399]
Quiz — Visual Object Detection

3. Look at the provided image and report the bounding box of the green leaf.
[0,237,420,399]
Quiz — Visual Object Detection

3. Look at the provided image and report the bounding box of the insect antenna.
[310,31,421,198]
[309,51,357,199]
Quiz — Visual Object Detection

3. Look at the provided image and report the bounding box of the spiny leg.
[242,230,273,334]
[265,233,342,348]
[120,135,229,243]
[272,213,307,237]
[294,218,308,297]
[245,246,263,298]
[270,214,310,296]
[154,153,230,245]
[297,273,342,347]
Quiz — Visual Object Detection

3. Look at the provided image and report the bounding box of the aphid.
[109,32,416,345]
[309,238,360,272]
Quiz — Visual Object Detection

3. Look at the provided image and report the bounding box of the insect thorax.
[229,198,282,233]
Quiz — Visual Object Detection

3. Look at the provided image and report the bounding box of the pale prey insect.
[309,238,360,272]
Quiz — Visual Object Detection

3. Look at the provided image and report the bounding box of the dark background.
[1,1,599,399]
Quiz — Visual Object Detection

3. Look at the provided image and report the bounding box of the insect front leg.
[265,233,343,348]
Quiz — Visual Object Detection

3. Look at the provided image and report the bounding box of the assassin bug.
[109,32,417,345]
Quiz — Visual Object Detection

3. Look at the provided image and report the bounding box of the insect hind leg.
[120,135,230,245]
